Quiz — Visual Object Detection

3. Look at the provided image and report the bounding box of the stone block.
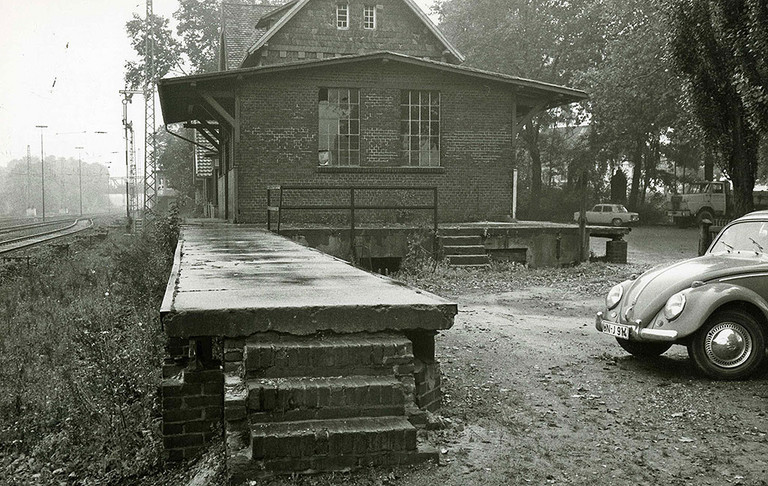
[185,395,221,408]
[184,420,217,434]
[183,369,223,384]
[163,433,204,449]
[163,408,203,424]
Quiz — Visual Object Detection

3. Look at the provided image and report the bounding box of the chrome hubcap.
[705,322,752,368]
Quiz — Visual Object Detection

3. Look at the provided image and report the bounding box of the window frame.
[400,90,441,167]
[336,3,349,30]
[318,87,360,167]
[363,5,376,29]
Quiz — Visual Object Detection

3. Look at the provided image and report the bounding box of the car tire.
[616,338,672,357]
[687,310,766,380]
[611,218,623,227]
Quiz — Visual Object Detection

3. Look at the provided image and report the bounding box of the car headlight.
[663,293,686,321]
[606,284,624,310]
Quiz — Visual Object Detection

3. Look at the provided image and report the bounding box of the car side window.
[713,184,724,194]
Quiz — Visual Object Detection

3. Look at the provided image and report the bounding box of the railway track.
[0,218,94,255]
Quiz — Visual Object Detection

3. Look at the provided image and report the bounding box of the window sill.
[316,166,445,174]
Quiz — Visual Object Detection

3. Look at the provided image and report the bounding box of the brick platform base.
[606,239,628,263]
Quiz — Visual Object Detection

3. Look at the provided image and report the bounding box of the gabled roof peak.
[244,0,464,65]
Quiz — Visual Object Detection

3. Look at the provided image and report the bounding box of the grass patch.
[0,210,180,484]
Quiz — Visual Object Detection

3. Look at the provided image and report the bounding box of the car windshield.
[614,205,628,213]
[709,221,768,254]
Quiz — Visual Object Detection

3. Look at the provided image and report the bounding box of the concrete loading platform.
[160,224,457,482]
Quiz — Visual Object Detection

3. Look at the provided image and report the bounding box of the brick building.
[159,0,586,223]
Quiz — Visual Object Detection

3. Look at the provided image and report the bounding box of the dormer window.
[363,6,376,29]
[336,4,349,29]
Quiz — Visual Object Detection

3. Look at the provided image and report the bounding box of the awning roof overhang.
[158,51,588,126]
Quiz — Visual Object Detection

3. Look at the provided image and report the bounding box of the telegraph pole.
[35,125,48,220]
[26,145,31,214]
[75,146,84,216]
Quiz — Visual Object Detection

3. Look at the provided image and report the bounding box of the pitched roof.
[221,2,289,70]
[159,51,588,124]
[194,132,216,177]
[244,0,465,64]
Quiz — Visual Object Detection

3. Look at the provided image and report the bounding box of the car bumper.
[595,312,679,342]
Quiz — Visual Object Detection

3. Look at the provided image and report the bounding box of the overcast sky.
[0,0,435,177]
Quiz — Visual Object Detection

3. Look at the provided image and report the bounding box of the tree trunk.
[727,108,759,217]
[522,121,542,219]
[704,146,715,181]
[628,139,643,209]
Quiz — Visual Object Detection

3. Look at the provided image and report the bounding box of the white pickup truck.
[667,181,768,226]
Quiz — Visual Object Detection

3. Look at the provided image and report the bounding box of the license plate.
[602,322,630,340]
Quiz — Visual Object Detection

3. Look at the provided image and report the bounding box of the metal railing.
[267,185,438,262]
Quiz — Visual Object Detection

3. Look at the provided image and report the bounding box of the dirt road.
[267,226,768,486]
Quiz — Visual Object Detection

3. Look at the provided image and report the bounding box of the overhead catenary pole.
[143,0,158,213]
[35,125,48,220]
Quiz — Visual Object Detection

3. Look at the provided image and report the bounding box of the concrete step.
[446,255,490,266]
[442,244,487,256]
[440,235,482,246]
[247,376,405,422]
[244,333,413,379]
[250,416,418,466]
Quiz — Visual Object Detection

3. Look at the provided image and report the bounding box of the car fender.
[648,282,768,340]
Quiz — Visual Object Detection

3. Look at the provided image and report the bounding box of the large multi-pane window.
[363,6,376,29]
[318,88,360,166]
[401,90,440,167]
[336,4,348,29]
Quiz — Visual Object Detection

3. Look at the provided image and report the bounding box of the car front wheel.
[616,338,672,357]
[611,218,623,227]
[688,310,766,380]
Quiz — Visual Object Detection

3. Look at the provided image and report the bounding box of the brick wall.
[255,0,446,65]
[161,365,223,462]
[235,60,514,223]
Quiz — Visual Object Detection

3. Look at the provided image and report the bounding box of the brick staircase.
[224,333,436,482]
[440,228,490,268]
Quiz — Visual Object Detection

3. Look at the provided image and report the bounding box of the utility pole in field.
[35,125,47,220]
[75,146,84,216]
[26,145,31,214]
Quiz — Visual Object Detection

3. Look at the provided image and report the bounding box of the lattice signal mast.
[143,0,158,212]
[120,89,143,220]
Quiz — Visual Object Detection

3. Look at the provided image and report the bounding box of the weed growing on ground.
[396,257,650,298]
[0,211,180,484]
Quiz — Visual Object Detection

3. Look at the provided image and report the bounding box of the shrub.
[0,212,180,484]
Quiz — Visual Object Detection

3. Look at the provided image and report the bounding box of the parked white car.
[574,204,640,226]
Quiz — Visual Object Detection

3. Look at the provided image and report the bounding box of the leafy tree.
[670,0,761,216]
[437,0,605,218]
[174,0,222,74]
[157,126,195,205]
[578,0,682,208]
[124,13,181,89]
[714,0,768,135]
